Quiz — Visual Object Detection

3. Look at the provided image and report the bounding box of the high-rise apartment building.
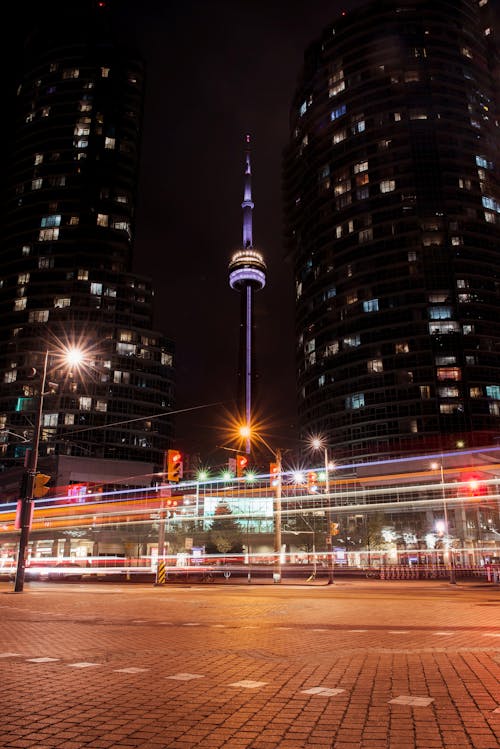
[284,0,500,462]
[0,2,175,475]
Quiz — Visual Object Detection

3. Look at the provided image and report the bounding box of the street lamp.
[14,346,85,592]
[431,460,456,585]
[238,424,283,584]
[311,437,335,584]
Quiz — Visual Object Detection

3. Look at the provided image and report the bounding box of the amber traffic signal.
[167,449,183,482]
[33,473,51,498]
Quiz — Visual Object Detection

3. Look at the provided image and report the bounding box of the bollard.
[155,559,166,586]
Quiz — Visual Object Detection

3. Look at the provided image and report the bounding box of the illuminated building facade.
[228,135,266,447]
[0,2,175,472]
[284,0,500,462]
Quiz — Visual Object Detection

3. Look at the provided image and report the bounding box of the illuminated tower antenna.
[228,134,267,454]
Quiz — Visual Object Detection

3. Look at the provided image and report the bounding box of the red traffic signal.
[270,462,279,485]
[236,454,248,477]
[307,471,318,492]
[463,473,486,497]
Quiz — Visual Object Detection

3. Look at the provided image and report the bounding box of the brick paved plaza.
[0,579,498,749]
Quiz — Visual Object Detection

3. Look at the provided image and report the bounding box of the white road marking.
[302,687,345,697]
[228,680,267,689]
[389,695,434,707]
[166,673,204,680]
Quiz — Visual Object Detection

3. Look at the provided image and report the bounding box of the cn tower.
[228,134,266,453]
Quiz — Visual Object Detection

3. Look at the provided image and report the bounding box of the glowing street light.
[238,423,283,584]
[14,345,87,592]
[310,435,335,584]
[430,460,456,585]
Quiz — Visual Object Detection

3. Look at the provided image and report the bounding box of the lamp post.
[431,460,456,585]
[14,346,85,593]
[311,437,335,584]
[238,425,283,583]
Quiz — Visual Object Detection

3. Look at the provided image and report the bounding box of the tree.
[205,501,243,555]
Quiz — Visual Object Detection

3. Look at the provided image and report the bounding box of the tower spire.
[242,133,254,248]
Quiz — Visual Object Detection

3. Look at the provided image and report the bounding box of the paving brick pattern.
[0,580,498,748]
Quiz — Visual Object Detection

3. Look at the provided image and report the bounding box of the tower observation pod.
[228,134,266,452]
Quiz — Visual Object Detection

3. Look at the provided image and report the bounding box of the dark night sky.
[114,0,363,460]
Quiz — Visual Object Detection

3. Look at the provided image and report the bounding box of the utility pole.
[14,350,48,592]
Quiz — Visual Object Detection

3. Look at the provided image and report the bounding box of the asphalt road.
[0,580,499,748]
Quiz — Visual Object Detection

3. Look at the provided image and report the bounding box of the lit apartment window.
[38,228,59,241]
[367,358,383,373]
[79,396,92,411]
[116,342,136,356]
[68,216,79,226]
[437,367,461,381]
[90,283,102,295]
[353,161,368,174]
[79,100,92,112]
[347,293,358,305]
[351,114,365,133]
[18,273,30,284]
[54,297,71,308]
[41,215,61,228]
[439,387,459,398]
[346,392,365,409]
[62,68,79,78]
[105,137,116,149]
[331,104,347,121]
[440,403,463,413]
[332,128,346,144]
[486,385,500,399]
[29,310,49,323]
[95,401,107,412]
[32,178,43,190]
[363,299,379,312]
[64,414,75,425]
[429,306,452,320]
[4,370,17,383]
[34,153,43,165]
[380,180,395,192]
[358,228,373,243]
[435,355,456,365]
[429,321,460,334]
[161,352,173,366]
[77,268,89,280]
[420,385,431,399]
[470,387,482,398]
[101,67,110,78]
[39,256,54,269]
[344,334,361,348]
[329,80,345,97]
[459,178,471,189]
[395,342,409,353]
[97,213,109,227]
[325,341,339,356]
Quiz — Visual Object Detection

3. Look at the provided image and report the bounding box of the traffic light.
[33,473,51,498]
[236,454,248,477]
[167,449,183,482]
[307,471,318,492]
[165,498,179,517]
[270,462,279,486]
[464,473,486,497]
